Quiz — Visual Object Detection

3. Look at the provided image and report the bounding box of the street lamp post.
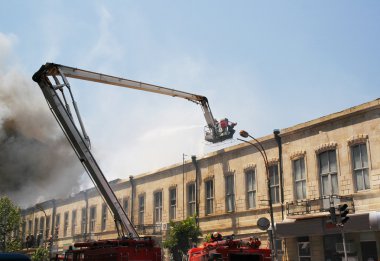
[238,130,278,261]
[273,129,284,221]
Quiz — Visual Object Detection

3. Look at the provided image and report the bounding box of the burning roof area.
[0,68,84,208]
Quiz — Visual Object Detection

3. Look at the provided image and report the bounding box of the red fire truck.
[188,235,271,261]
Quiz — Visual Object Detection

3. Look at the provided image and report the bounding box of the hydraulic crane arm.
[35,63,223,136]
[32,63,236,239]
[33,64,139,238]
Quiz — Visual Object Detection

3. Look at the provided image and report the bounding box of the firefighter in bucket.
[210,232,223,242]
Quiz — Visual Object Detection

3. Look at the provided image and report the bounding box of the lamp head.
[239,130,249,138]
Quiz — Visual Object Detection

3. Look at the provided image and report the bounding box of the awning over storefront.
[276,212,380,238]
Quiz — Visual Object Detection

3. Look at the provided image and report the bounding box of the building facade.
[22,99,380,260]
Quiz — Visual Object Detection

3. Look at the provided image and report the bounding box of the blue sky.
[1,1,379,184]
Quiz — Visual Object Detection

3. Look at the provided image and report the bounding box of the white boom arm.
[33,63,235,238]
[47,63,218,132]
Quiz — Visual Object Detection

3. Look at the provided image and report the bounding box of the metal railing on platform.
[135,224,162,235]
[286,195,355,216]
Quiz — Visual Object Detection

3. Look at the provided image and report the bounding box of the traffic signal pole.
[340,226,348,261]
[338,204,349,261]
[327,203,350,260]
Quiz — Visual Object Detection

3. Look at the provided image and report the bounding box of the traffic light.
[339,204,350,225]
[328,206,337,224]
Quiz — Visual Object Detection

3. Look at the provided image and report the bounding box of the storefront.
[276,212,380,260]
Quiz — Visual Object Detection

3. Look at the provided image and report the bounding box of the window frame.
[55,214,60,238]
[123,198,129,216]
[297,237,311,261]
[63,211,69,237]
[225,174,235,212]
[187,183,196,217]
[34,217,38,237]
[318,149,338,196]
[245,169,257,209]
[269,164,280,204]
[169,188,177,220]
[28,220,33,235]
[71,210,77,236]
[138,195,145,225]
[45,216,50,239]
[293,157,307,200]
[89,206,96,233]
[351,143,370,191]
[101,204,107,231]
[81,207,86,235]
[39,216,45,237]
[205,179,214,215]
[154,191,163,224]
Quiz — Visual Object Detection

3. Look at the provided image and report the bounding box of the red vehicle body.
[188,237,271,261]
[56,238,161,261]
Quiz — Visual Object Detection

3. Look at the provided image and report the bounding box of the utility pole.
[182,153,187,220]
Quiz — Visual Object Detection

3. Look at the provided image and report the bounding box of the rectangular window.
[81,208,86,234]
[154,192,163,224]
[101,204,107,231]
[21,222,26,240]
[89,206,96,233]
[55,214,60,238]
[293,158,307,200]
[39,217,45,236]
[188,183,196,216]
[28,220,32,235]
[45,216,50,239]
[319,150,338,196]
[225,175,235,212]
[71,210,77,236]
[138,195,145,225]
[123,198,128,216]
[246,170,256,209]
[297,237,311,261]
[169,188,176,220]
[269,165,280,204]
[64,212,69,237]
[205,180,214,215]
[352,143,370,191]
[34,218,38,237]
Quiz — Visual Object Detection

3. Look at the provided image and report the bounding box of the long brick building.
[22,98,380,260]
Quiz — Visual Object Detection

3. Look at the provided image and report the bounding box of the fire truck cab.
[188,235,271,261]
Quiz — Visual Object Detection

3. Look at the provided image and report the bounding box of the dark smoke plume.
[0,68,84,208]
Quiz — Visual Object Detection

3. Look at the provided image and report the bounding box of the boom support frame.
[33,63,235,238]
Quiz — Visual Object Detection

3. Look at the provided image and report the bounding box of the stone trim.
[203,175,214,182]
[290,150,306,161]
[315,142,337,154]
[268,158,279,166]
[223,170,235,177]
[243,164,256,172]
[168,184,177,189]
[347,134,368,146]
[153,188,163,194]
